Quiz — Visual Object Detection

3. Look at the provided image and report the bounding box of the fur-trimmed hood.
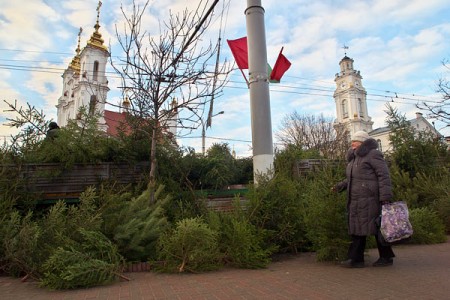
[347,138,379,162]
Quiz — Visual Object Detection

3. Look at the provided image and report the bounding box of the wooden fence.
[2,162,247,211]
[196,186,248,212]
[2,162,149,203]
[4,159,345,209]
[292,159,344,177]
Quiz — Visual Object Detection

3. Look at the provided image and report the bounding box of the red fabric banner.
[227,37,248,69]
[270,48,291,82]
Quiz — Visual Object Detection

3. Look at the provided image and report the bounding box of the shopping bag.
[380,201,413,243]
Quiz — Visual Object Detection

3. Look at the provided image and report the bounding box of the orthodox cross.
[96,1,102,22]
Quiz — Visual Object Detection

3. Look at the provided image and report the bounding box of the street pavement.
[1,237,449,300]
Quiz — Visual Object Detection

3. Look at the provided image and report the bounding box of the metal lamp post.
[202,111,224,155]
[246,0,274,181]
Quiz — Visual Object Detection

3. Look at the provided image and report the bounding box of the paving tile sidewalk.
[1,237,449,300]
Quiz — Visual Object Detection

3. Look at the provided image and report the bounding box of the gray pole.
[245,0,273,181]
[202,123,206,155]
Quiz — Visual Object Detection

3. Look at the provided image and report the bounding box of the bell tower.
[56,28,82,127]
[77,1,109,131]
[56,1,109,131]
[333,55,373,135]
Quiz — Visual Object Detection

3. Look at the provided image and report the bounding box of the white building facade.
[332,55,440,152]
[55,3,178,140]
[333,56,373,135]
[56,6,109,131]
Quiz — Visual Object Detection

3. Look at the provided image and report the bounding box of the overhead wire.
[0,34,446,109]
[0,57,444,108]
[205,0,230,128]
[182,135,252,143]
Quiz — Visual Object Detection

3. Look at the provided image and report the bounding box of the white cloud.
[374,0,448,21]
[0,1,59,51]
[23,61,62,117]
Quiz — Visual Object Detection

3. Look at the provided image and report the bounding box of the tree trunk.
[149,126,157,205]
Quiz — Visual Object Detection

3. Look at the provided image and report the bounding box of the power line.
[223,78,443,105]
[0,53,445,107]
[0,58,64,64]
[180,135,251,143]
[0,48,72,55]
[0,64,65,73]
[0,47,438,95]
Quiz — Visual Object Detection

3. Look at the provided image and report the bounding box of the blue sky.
[1,0,449,157]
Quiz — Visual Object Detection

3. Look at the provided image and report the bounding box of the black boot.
[372,257,393,267]
[340,259,365,268]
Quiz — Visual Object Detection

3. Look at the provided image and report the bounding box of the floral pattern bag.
[380,201,413,243]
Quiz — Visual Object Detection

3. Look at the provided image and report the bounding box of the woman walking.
[334,131,395,268]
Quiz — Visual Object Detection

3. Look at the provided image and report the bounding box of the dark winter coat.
[335,138,392,236]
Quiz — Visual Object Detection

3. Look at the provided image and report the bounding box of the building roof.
[369,113,442,137]
[340,55,352,62]
[104,110,131,136]
[369,126,390,136]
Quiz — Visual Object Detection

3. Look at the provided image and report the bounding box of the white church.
[56,2,177,138]
[332,55,442,152]
[56,4,110,132]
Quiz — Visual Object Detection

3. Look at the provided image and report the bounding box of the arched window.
[93,61,99,82]
[342,99,348,118]
[358,98,364,117]
[89,95,97,115]
[377,139,382,152]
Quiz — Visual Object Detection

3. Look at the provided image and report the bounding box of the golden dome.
[69,28,82,74]
[87,1,108,52]
[87,25,108,52]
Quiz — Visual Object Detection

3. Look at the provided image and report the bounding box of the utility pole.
[245,0,274,182]
[202,111,224,155]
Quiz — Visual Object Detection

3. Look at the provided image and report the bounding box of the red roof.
[103,110,176,145]
[103,110,131,136]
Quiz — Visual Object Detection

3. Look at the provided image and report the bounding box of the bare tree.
[276,111,349,159]
[331,122,352,159]
[416,59,450,128]
[111,0,231,194]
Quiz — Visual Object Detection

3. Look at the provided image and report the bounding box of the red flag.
[270,47,291,82]
[227,37,248,69]
[267,63,279,83]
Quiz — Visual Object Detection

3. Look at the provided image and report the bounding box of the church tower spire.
[56,28,84,126]
[56,1,110,130]
[69,28,83,75]
[87,1,108,52]
[333,52,373,136]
